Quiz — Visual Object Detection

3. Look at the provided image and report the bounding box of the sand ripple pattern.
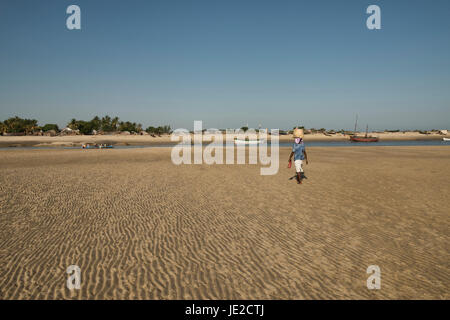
[0,147,449,299]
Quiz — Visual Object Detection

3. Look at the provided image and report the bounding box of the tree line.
[0,116,172,135]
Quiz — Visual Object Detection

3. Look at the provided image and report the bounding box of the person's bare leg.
[296,172,302,184]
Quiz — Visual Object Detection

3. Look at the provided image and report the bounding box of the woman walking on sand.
[288,128,308,184]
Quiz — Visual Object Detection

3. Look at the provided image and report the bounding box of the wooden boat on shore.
[234,139,265,145]
[350,135,379,142]
[350,119,379,143]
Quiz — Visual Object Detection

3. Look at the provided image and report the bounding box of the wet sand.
[0,146,449,299]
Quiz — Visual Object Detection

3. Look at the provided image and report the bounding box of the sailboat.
[350,115,379,142]
[350,133,379,142]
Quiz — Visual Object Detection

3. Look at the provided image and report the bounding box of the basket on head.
[293,128,304,138]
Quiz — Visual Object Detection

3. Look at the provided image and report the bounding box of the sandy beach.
[1,131,449,148]
[0,146,449,299]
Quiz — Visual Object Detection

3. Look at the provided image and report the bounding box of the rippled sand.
[0,147,448,299]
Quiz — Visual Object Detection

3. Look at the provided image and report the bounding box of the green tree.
[90,116,101,131]
[66,117,102,134]
[111,116,119,131]
[145,126,156,134]
[162,125,171,134]
[42,124,59,132]
[101,115,113,132]
[68,118,78,130]
[76,121,92,135]
[146,125,171,134]
[3,116,38,134]
[119,121,139,132]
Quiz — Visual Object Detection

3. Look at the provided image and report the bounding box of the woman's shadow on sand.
[289,174,307,182]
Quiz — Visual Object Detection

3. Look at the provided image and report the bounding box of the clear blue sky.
[1,0,449,130]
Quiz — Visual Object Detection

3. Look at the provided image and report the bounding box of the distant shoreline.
[1,132,449,148]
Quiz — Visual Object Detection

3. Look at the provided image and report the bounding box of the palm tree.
[24,119,38,135]
[4,116,20,133]
[1,117,38,134]
[111,116,119,132]
[91,116,101,131]
[68,118,78,130]
[3,117,17,132]
[101,115,112,131]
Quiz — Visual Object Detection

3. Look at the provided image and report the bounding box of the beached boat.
[350,120,379,143]
[234,139,264,145]
[350,135,379,142]
[443,138,450,141]
[82,144,114,149]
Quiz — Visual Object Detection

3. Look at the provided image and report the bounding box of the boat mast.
[365,124,368,138]
[354,114,358,134]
